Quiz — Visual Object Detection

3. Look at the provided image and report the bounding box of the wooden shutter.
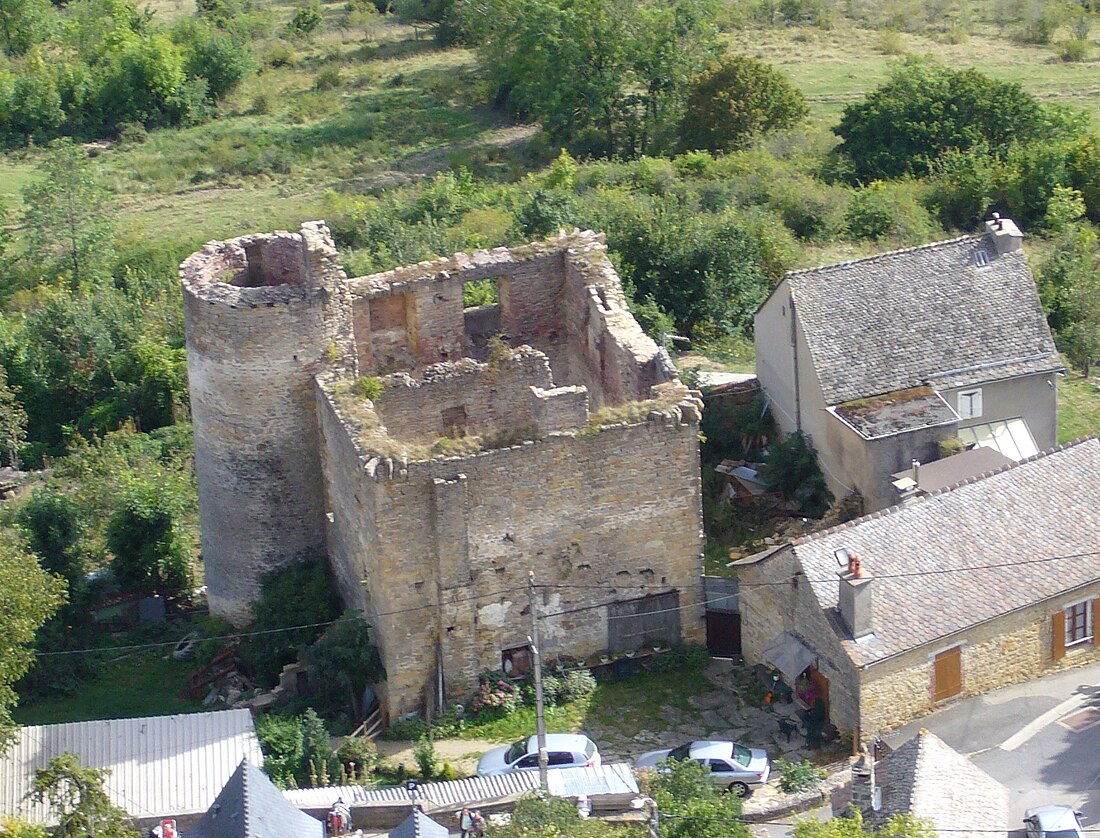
[933,646,962,702]
[1052,611,1066,660]
[1093,599,1099,646]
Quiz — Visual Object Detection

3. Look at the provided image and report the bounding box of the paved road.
[883,660,1100,828]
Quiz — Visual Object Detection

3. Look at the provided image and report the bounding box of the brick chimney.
[984,213,1023,254]
[838,552,874,640]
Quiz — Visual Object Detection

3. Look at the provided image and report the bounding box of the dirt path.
[376,738,502,776]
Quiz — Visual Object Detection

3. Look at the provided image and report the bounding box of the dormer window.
[974,250,989,268]
[958,389,983,419]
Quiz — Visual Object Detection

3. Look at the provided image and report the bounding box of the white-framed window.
[1066,600,1094,646]
[957,389,983,419]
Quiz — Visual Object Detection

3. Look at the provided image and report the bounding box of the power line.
[34,586,527,659]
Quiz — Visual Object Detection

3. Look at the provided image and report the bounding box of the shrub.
[256,714,304,789]
[650,643,712,673]
[763,430,833,518]
[844,181,937,245]
[1059,38,1092,62]
[561,669,597,703]
[413,735,440,780]
[315,68,344,91]
[336,737,378,779]
[287,3,324,36]
[263,43,298,67]
[874,30,906,55]
[541,674,566,705]
[774,757,826,792]
[470,674,521,717]
[351,376,383,400]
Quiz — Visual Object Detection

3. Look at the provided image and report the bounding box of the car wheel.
[728,781,750,797]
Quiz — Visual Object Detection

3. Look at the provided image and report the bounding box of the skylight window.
[974,250,989,268]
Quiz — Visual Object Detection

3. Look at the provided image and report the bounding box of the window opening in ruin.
[502,645,532,677]
[463,278,499,308]
[230,242,301,288]
[442,405,468,437]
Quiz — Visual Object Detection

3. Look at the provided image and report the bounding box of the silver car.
[1025,806,1084,838]
[635,740,770,797]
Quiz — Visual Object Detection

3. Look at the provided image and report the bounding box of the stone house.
[733,437,1100,741]
[754,217,1063,512]
[180,224,705,719]
[834,730,1008,837]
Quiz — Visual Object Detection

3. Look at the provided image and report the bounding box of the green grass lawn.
[15,651,204,726]
[1058,369,1100,443]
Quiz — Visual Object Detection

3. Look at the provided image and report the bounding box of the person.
[329,798,351,835]
[470,810,487,837]
[459,806,474,838]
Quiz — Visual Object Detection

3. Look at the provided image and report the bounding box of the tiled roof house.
[754,217,1063,511]
[733,437,1100,740]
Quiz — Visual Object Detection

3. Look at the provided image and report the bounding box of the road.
[883,660,1100,828]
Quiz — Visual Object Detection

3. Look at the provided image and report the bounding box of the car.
[476,733,601,776]
[634,740,770,797]
[1025,806,1084,838]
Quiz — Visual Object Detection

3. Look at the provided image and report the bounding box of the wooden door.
[808,666,830,716]
[933,646,962,702]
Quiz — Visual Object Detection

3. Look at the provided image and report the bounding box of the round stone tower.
[181,221,357,624]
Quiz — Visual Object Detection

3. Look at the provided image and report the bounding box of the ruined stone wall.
[373,348,556,443]
[316,381,706,717]
[181,223,357,624]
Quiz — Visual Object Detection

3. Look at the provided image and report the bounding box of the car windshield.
[584,740,596,758]
[732,744,752,766]
[668,744,693,761]
[505,740,528,764]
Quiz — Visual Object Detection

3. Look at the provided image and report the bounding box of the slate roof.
[389,808,449,838]
[790,437,1100,667]
[866,729,1008,837]
[783,233,1060,405]
[186,760,324,838]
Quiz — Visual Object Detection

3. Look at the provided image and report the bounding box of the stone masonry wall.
[373,347,556,443]
[181,223,356,624]
[736,548,862,732]
[316,381,706,717]
[859,581,1100,737]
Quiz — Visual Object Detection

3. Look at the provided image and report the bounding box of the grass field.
[1058,370,1100,443]
[14,652,203,725]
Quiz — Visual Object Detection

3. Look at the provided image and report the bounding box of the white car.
[635,740,770,797]
[476,733,601,776]
[1025,806,1085,838]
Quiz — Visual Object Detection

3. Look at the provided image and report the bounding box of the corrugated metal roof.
[0,709,263,824]
[283,763,639,810]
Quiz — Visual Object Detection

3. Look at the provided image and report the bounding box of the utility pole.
[528,570,549,794]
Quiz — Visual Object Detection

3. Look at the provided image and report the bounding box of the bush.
[649,644,712,673]
[763,431,833,518]
[336,736,379,778]
[351,376,383,400]
[844,181,937,244]
[256,714,305,789]
[774,757,826,792]
[470,673,521,717]
[314,68,344,91]
[241,556,341,688]
[560,669,597,703]
[413,735,440,780]
[287,3,324,36]
[874,30,906,54]
[1059,38,1091,62]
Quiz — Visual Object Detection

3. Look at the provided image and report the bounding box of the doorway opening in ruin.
[464,276,509,358]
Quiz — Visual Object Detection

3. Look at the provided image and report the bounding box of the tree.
[680,55,808,153]
[303,612,385,721]
[763,430,834,518]
[648,758,751,838]
[0,529,65,747]
[21,138,116,289]
[834,57,1048,181]
[0,366,26,469]
[461,0,720,157]
[0,0,52,56]
[105,475,193,598]
[29,753,139,838]
[486,794,626,837]
[18,487,85,592]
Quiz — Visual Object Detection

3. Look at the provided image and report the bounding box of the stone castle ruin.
[181,222,705,717]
